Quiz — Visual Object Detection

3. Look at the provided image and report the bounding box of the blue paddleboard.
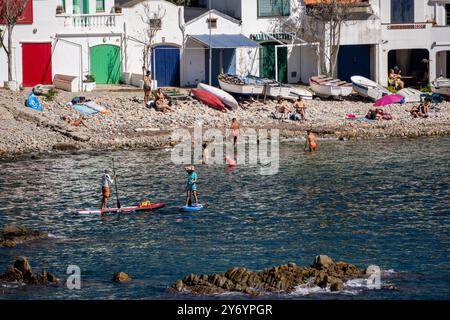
[179,204,204,212]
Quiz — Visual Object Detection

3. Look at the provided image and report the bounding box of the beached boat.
[397,87,423,103]
[351,76,390,101]
[309,76,353,98]
[197,83,239,110]
[218,74,265,95]
[218,74,313,100]
[431,77,450,95]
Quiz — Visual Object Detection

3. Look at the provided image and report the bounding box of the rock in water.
[172,256,366,296]
[113,272,130,283]
[0,225,49,247]
[312,255,334,270]
[14,256,33,277]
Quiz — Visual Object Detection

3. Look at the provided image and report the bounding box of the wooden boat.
[197,83,239,110]
[191,89,226,112]
[351,76,390,101]
[267,84,313,100]
[218,74,264,95]
[397,87,423,103]
[309,76,353,98]
[431,77,450,95]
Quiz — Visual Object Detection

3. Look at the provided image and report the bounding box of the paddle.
[112,158,121,217]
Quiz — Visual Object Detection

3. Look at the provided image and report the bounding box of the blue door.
[206,48,236,86]
[151,45,180,87]
[337,45,371,82]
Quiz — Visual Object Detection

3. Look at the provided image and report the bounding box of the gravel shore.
[1,88,449,158]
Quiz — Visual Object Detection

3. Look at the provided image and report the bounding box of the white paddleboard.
[197,83,239,110]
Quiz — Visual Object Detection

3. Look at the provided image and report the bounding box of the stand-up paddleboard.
[191,89,226,112]
[197,83,239,110]
[79,203,165,215]
[179,204,204,212]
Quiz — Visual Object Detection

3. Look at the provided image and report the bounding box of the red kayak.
[78,203,165,215]
[192,89,226,111]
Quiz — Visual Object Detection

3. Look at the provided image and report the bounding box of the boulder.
[14,256,33,278]
[1,225,49,247]
[113,272,130,283]
[312,255,334,270]
[329,277,344,292]
[0,258,59,286]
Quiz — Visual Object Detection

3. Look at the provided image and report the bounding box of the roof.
[184,7,209,23]
[185,9,241,25]
[188,34,260,48]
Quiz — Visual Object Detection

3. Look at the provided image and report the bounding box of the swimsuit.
[186,172,197,191]
[310,142,317,151]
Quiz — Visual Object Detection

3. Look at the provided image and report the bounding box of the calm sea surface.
[0,137,449,299]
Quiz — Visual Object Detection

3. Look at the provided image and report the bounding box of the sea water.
[0,137,449,299]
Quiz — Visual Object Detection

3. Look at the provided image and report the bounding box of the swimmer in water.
[305,130,317,152]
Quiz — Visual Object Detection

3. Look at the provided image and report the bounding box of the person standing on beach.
[305,131,317,152]
[231,118,240,146]
[143,71,152,107]
[185,165,199,207]
[101,169,115,209]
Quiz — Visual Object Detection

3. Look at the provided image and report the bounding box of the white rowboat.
[309,76,353,98]
[351,75,390,101]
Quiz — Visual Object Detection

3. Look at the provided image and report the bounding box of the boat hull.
[309,78,353,98]
[218,78,264,96]
[197,83,239,110]
[351,76,390,101]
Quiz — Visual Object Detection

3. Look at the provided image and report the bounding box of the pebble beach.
[1,87,449,157]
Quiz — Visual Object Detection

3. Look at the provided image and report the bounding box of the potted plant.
[83,74,96,92]
[56,5,64,15]
[114,4,122,14]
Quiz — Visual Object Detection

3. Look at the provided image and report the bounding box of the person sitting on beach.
[62,115,88,128]
[155,88,174,113]
[388,68,404,90]
[272,97,290,120]
[185,165,199,207]
[231,118,240,146]
[409,98,430,118]
[291,96,306,121]
[304,130,317,152]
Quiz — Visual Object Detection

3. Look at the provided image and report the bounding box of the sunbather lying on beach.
[62,115,88,128]
[366,108,392,121]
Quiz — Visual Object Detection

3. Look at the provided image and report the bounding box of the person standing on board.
[101,169,115,210]
[231,118,240,146]
[305,130,318,153]
[185,165,199,207]
[143,70,152,107]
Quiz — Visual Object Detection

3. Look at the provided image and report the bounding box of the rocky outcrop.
[172,256,366,296]
[113,272,130,283]
[0,257,59,285]
[0,225,49,248]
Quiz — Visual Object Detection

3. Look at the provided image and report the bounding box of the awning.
[188,34,260,49]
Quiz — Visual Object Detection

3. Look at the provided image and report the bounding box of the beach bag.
[25,92,43,111]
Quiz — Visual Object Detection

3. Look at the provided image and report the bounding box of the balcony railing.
[60,14,119,28]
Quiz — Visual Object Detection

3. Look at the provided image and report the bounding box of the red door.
[22,43,52,86]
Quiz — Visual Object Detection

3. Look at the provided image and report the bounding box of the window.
[391,0,414,24]
[150,19,162,30]
[258,0,290,18]
[446,4,450,25]
[207,18,217,29]
[96,0,105,12]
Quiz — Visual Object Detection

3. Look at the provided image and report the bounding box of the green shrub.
[43,88,57,101]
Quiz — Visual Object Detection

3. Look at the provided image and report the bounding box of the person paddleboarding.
[185,165,199,207]
[101,169,115,210]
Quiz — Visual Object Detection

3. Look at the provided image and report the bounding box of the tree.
[284,0,356,77]
[139,1,166,75]
[0,0,27,82]
[167,0,193,6]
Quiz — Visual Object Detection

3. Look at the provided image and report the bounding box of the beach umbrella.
[373,94,405,106]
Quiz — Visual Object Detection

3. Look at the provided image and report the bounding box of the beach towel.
[25,92,43,111]
[84,101,108,114]
[72,104,99,115]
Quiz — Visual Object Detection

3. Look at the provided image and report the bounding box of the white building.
[0,0,124,90]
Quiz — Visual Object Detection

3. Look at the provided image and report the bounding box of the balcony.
[59,13,120,28]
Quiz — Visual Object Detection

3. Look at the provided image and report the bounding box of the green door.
[90,45,120,84]
[260,43,287,83]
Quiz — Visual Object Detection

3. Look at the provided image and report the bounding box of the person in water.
[305,130,317,152]
[101,169,115,210]
[185,165,199,207]
[231,118,240,146]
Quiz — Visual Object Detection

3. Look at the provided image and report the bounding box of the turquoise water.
[0,137,449,299]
